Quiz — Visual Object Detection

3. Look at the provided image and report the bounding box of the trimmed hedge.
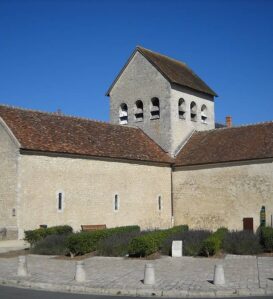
[24,225,73,246]
[260,227,273,252]
[97,230,143,257]
[67,225,140,256]
[201,227,228,257]
[128,225,189,257]
[31,234,70,255]
[222,230,263,255]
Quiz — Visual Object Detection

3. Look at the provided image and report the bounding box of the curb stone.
[1,278,273,297]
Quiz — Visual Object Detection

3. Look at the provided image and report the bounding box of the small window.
[150,97,160,119]
[119,103,128,124]
[201,104,208,123]
[58,192,63,211]
[114,194,119,211]
[190,101,197,121]
[178,98,186,119]
[158,195,162,211]
[134,100,144,121]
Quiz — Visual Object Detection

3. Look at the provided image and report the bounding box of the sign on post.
[172,240,182,257]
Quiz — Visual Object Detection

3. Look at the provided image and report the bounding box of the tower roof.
[107,46,217,97]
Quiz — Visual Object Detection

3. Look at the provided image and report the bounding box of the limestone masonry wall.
[173,161,273,231]
[0,121,19,239]
[18,154,172,239]
[110,51,173,154]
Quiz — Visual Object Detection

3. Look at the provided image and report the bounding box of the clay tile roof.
[0,105,172,164]
[175,122,273,166]
[136,46,217,97]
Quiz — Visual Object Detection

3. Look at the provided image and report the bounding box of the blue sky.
[0,0,273,125]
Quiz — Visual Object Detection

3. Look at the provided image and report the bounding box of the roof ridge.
[193,120,273,135]
[137,45,188,68]
[136,46,218,97]
[0,103,139,131]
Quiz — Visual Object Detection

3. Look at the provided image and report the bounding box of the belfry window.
[119,103,128,124]
[190,101,197,121]
[134,100,144,121]
[178,98,186,119]
[201,104,208,123]
[150,97,160,119]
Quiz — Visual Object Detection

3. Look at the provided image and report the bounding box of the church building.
[1,46,273,240]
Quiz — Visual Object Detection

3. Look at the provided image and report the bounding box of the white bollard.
[144,263,155,285]
[213,264,225,286]
[75,261,86,282]
[17,255,28,277]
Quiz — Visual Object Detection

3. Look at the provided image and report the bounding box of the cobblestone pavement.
[0,254,273,297]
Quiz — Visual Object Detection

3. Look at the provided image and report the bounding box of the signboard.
[172,240,182,257]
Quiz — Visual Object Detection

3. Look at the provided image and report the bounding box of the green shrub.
[201,227,228,257]
[222,231,263,255]
[260,227,273,252]
[183,230,211,256]
[97,230,143,257]
[67,225,140,256]
[128,225,188,257]
[31,234,71,255]
[24,225,73,246]
[201,235,221,256]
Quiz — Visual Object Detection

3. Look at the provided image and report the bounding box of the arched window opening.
[150,97,160,119]
[134,100,144,122]
[201,105,208,123]
[114,194,119,211]
[119,103,128,125]
[190,101,197,121]
[178,98,186,119]
[56,191,64,212]
[158,195,162,211]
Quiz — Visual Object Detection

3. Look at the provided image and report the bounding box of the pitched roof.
[107,46,217,97]
[0,105,172,164]
[175,122,273,166]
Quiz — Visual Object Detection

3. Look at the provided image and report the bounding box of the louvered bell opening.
[201,111,207,122]
[150,106,160,119]
[179,106,186,119]
[135,108,143,121]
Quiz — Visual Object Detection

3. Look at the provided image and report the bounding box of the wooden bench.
[81,224,107,232]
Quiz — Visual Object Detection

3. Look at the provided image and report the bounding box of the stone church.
[1,46,273,240]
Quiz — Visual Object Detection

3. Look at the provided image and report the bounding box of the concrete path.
[0,240,29,253]
[0,254,273,297]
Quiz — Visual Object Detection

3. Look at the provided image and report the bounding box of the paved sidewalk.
[0,240,29,253]
[1,254,273,297]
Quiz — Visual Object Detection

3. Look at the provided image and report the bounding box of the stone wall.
[173,160,273,231]
[0,120,19,239]
[170,86,215,154]
[17,153,172,239]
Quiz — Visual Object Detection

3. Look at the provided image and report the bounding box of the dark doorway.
[243,217,254,232]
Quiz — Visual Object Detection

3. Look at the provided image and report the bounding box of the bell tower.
[107,46,217,156]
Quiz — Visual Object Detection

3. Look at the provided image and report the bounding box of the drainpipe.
[171,164,174,227]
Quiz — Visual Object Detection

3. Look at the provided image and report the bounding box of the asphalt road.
[1,286,273,299]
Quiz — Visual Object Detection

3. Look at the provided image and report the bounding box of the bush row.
[67,225,140,256]
[24,225,73,246]
[161,229,211,256]
[260,226,273,252]
[128,225,189,257]
[201,227,228,256]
